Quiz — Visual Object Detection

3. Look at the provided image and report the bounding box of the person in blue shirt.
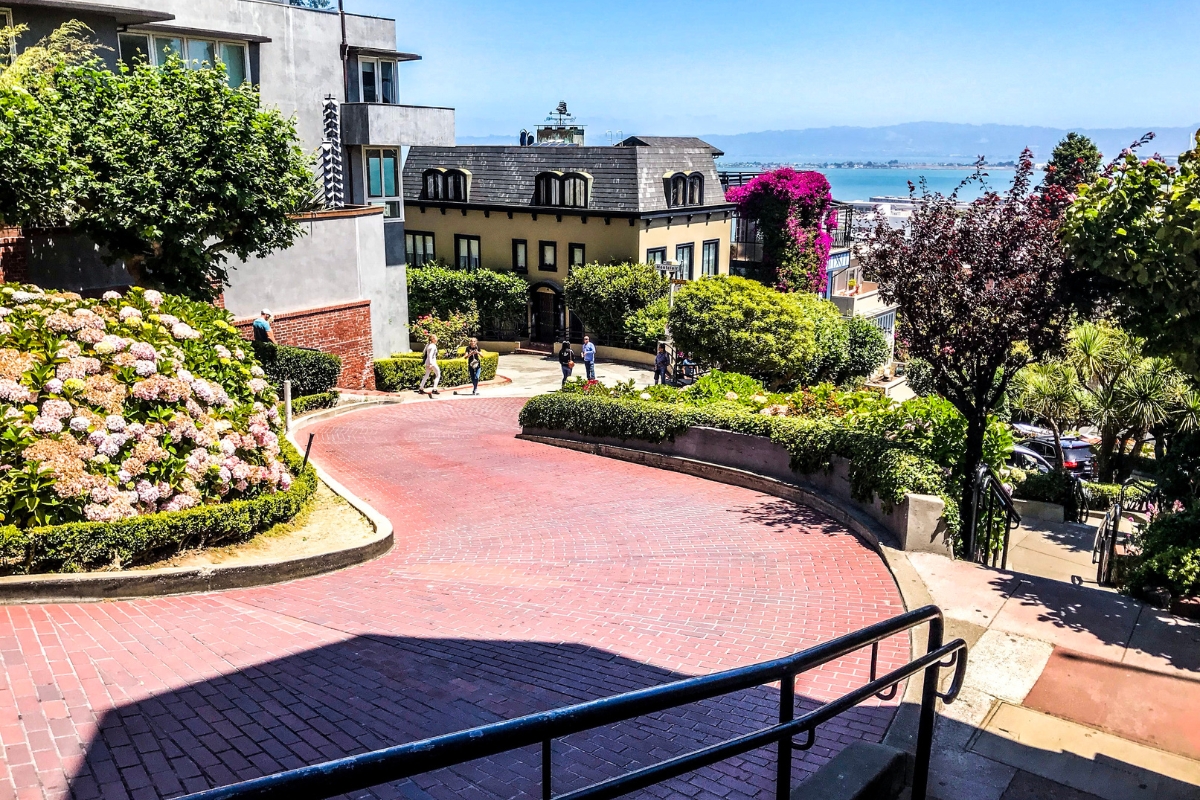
[252,309,276,343]
[654,343,671,385]
[581,335,597,381]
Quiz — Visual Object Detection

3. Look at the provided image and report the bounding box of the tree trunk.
[1097,427,1119,483]
[958,412,990,539]
[1050,422,1064,468]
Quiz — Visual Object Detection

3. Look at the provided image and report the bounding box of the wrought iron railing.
[1093,478,1158,586]
[177,606,967,800]
[966,465,1022,569]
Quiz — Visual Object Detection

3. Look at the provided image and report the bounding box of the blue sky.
[346,0,1200,138]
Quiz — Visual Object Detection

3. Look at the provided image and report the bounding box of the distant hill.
[698,123,1199,164]
[456,124,1199,163]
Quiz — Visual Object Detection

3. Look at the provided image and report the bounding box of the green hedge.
[1122,507,1200,599]
[253,341,342,396]
[1013,469,1079,519]
[0,439,317,575]
[291,391,340,416]
[375,350,499,392]
[518,392,961,535]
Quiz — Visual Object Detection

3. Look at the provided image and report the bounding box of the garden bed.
[375,350,499,392]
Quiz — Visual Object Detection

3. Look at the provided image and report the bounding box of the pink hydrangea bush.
[726,168,836,294]
[0,285,290,528]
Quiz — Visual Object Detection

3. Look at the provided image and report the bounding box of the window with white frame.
[118,32,249,88]
[1,9,14,66]
[701,240,720,276]
[359,57,397,104]
[365,148,401,218]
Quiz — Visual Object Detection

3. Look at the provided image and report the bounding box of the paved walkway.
[1,398,909,800]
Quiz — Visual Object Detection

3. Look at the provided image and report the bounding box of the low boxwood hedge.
[518,392,961,535]
[375,350,499,392]
[290,391,340,416]
[0,439,317,575]
[253,341,342,396]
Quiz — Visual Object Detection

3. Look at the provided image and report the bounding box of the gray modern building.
[0,0,455,385]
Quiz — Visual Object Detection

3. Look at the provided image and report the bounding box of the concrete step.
[790,741,907,800]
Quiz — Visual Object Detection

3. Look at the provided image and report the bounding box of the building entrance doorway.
[531,285,562,343]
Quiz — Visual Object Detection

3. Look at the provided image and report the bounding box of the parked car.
[1020,436,1095,478]
[1008,444,1053,475]
[1011,422,1053,440]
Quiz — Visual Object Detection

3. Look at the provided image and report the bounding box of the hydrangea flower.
[118,306,142,321]
[171,322,200,340]
[129,342,158,362]
[143,290,163,307]
[32,415,63,434]
[102,290,121,301]
[45,378,64,394]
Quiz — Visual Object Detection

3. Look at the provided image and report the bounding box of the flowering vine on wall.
[726,168,837,293]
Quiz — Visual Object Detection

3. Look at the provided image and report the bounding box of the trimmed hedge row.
[374,351,499,392]
[0,439,317,575]
[253,341,342,396]
[518,392,960,535]
[291,391,340,416]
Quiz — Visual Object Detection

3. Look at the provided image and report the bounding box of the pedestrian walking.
[558,338,575,388]
[581,335,596,381]
[465,338,482,395]
[252,309,276,343]
[654,343,671,385]
[418,335,441,395]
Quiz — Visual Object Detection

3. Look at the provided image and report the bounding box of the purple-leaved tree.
[856,151,1091,521]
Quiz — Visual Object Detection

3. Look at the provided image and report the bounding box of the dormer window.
[536,172,589,208]
[666,172,704,207]
[422,168,470,202]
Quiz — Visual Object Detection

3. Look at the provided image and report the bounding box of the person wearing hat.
[253,309,276,343]
[557,338,575,388]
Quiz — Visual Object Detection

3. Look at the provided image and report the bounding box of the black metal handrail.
[178,605,966,800]
[1094,478,1157,586]
[966,464,1022,569]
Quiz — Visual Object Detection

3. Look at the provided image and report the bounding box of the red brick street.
[0,399,907,800]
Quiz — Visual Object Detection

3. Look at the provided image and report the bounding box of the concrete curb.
[0,402,400,605]
[518,431,944,768]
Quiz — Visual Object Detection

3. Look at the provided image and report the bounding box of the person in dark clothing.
[558,339,575,387]
[465,338,482,395]
[654,344,671,385]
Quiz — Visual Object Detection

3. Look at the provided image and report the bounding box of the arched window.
[687,174,703,205]
[536,172,562,206]
[670,174,687,207]
[445,170,467,201]
[422,169,443,200]
[562,173,588,208]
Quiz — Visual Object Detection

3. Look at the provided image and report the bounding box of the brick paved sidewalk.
[1,398,907,800]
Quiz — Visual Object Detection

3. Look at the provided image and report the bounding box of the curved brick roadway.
[1,398,907,800]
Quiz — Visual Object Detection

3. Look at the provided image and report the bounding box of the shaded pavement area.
[1,398,908,799]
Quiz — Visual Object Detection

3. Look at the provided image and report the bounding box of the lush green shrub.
[518,390,964,535]
[410,310,478,351]
[564,262,668,344]
[1123,507,1200,599]
[623,296,669,352]
[290,391,339,416]
[668,276,820,386]
[1014,468,1079,519]
[1082,481,1123,511]
[844,316,890,381]
[0,284,295,530]
[252,341,341,396]
[0,438,316,574]
[374,350,499,391]
[407,263,527,332]
[904,357,936,396]
[668,276,880,387]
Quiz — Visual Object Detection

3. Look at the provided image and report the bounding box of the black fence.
[178,606,967,800]
[965,465,1022,569]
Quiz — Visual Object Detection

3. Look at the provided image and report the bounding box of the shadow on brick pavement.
[71,635,895,800]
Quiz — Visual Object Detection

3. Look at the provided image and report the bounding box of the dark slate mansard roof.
[403,136,729,215]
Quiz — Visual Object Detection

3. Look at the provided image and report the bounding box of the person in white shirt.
[418,335,441,394]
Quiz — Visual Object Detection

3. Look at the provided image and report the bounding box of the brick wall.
[234,300,376,390]
[0,227,28,284]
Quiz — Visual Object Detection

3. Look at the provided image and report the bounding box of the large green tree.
[1061,131,1200,378]
[564,262,668,344]
[1044,132,1102,189]
[0,23,317,300]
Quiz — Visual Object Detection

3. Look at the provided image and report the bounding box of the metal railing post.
[542,740,552,800]
[776,674,795,800]
[912,615,943,800]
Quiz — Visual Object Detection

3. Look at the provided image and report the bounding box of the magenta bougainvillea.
[726,168,836,293]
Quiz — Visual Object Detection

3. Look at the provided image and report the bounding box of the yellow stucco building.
[402,136,733,342]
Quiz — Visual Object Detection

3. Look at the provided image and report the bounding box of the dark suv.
[1021,436,1096,478]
